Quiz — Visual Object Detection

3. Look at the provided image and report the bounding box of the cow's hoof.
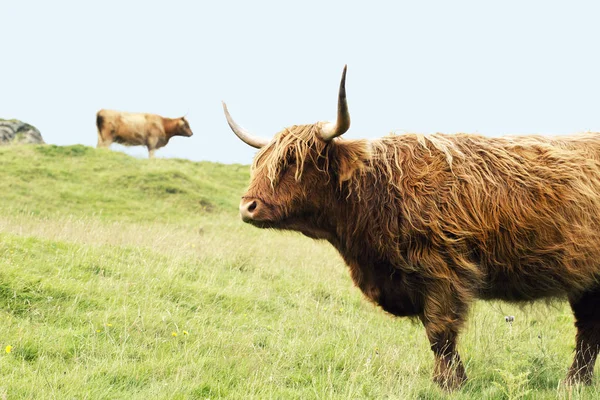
[565,371,593,386]
[433,371,467,391]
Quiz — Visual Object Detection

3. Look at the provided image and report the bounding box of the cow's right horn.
[320,65,351,141]
[222,102,269,149]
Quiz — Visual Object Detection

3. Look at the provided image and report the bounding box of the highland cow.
[96,109,193,158]
[223,66,600,390]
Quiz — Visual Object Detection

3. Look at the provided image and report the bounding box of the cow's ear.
[331,140,370,183]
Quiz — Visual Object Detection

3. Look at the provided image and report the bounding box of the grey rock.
[0,119,45,145]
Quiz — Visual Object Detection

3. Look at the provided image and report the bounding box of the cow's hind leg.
[96,113,108,148]
[567,289,600,385]
[97,137,111,149]
[97,130,112,149]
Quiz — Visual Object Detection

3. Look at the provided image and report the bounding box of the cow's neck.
[162,118,180,139]
[329,173,406,268]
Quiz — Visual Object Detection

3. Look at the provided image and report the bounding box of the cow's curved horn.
[320,65,351,141]
[222,102,269,149]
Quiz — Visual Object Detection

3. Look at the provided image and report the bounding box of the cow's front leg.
[420,282,469,390]
[147,136,159,159]
[426,325,466,390]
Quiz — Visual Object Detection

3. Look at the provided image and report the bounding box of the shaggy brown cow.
[96,109,193,158]
[223,66,600,390]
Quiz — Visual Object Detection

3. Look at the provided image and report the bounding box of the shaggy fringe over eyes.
[250,126,466,192]
[251,124,330,187]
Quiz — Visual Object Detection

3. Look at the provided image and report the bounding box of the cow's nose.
[239,198,260,222]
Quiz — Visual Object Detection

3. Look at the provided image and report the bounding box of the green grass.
[0,145,248,222]
[0,144,598,398]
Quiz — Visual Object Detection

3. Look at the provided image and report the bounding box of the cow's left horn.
[222,102,269,149]
[320,65,351,141]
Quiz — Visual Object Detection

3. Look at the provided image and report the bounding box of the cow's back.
[549,132,600,162]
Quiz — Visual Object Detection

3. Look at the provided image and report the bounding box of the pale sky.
[3,1,600,164]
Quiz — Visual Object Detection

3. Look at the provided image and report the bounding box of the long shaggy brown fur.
[242,124,600,389]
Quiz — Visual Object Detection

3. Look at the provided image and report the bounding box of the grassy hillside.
[0,145,597,399]
[0,145,248,222]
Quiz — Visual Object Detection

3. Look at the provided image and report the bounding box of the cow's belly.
[113,131,147,146]
[348,259,423,317]
[476,262,572,302]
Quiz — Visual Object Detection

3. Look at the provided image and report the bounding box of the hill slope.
[0,145,248,222]
[0,145,597,399]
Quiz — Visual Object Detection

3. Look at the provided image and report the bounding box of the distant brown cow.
[96,109,193,158]
[223,66,600,390]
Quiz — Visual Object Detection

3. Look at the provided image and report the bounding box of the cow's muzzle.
[239,198,262,223]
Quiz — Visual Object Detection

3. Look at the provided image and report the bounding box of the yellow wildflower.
[5,345,12,354]
[183,330,189,336]
[171,331,178,337]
